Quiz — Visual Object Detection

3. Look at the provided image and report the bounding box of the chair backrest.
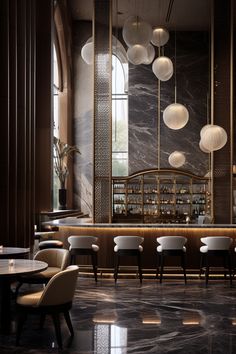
[114,236,144,249]
[34,248,70,270]
[38,265,79,306]
[157,236,187,250]
[200,236,232,250]
[68,235,98,249]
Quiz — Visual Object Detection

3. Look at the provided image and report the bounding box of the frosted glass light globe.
[201,124,227,151]
[122,16,152,47]
[151,27,169,47]
[127,45,147,65]
[142,43,155,65]
[199,139,210,153]
[163,103,189,130]
[152,56,173,81]
[168,151,186,168]
[200,124,212,138]
[81,42,93,65]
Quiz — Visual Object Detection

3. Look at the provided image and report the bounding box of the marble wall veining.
[129,31,210,176]
[73,26,210,216]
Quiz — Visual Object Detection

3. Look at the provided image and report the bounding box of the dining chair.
[68,235,99,281]
[15,248,70,294]
[16,265,79,349]
[156,236,187,283]
[113,236,144,283]
[199,236,233,285]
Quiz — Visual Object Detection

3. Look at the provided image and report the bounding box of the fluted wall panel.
[0,0,52,247]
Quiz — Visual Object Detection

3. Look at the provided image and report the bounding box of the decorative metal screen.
[93,0,112,222]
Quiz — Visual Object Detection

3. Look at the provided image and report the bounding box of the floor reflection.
[0,279,236,353]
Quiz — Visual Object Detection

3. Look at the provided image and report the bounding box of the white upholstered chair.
[113,236,144,283]
[156,236,187,283]
[16,265,79,349]
[199,236,233,285]
[68,236,99,281]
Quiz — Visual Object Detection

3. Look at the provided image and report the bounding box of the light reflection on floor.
[0,278,236,353]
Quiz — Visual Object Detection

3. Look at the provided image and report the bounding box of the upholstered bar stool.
[38,240,63,250]
[113,236,144,283]
[156,236,187,283]
[68,236,99,282]
[199,236,233,286]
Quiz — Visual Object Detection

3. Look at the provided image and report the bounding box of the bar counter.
[43,218,236,270]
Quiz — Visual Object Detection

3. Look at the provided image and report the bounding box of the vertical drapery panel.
[0,0,53,247]
[93,0,112,222]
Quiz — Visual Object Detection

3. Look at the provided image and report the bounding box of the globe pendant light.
[152,56,173,81]
[199,139,210,153]
[127,44,147,65]
[200,124,227,151]
[200,124,212,138]
[81,42,93,65]
[163,31,189,130]
[142,43,155,65]
[163,103,189,130]
[151,27,169,47]
[168,151,186,168]
[122,16,152,48]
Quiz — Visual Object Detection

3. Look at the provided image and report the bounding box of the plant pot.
[58,188,67,210]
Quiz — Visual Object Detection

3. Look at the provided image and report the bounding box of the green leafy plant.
[53,136,80,189]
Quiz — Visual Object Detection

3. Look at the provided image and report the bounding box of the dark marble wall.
[73,26,210,215]
[129,31,210,176]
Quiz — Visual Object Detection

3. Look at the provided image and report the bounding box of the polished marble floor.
[0,276,236,353]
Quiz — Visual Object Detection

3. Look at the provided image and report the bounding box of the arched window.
[112,54,128,176]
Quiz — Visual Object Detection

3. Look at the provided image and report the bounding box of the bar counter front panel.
[46,220,236,270]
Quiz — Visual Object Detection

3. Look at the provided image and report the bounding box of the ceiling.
[68,0,211,31]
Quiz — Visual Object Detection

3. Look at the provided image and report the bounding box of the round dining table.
[0,259,48,334]
[0,247,30,259]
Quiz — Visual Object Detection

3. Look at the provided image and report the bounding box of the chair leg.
[223,255,227,279]
[156,254,160,279]
[160,254,164,284]
[64,311,74,337]
[91,252,98,282]
[205,255,209,286]
[114,254,119,282]
[40,313,46,329]
[227,254,232,286]
[181,253,187,284]
[51,313,63,349]
[199,254,204,279]
[16,311,27,346]
[137,253,142,284]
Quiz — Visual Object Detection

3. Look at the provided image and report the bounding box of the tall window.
[53,44,60,209]
[53,45,59,138]
[112,54,128,176]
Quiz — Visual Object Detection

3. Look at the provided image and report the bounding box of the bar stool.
[199,236,233,286]
[113,236,144,283]
[38,240,63,250]
[156,236,187,283]
[68,236,99,282]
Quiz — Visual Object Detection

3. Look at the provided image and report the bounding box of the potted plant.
[53,136,80,209]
